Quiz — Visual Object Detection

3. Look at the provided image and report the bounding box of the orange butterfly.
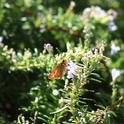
[48,60,67,80]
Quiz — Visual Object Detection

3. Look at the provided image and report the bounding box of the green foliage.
[0,0,124,124]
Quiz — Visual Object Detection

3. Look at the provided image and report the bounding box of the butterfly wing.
[48,67,63,80]
[48,60,66,80]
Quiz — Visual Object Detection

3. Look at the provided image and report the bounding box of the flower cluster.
[82,6,117,31]
[82,6,106,21]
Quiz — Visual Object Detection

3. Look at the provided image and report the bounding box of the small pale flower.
[108,21,117,31]
[94,6,106,18]
[4,3,11,8]
[0,36,3,42]
[67,71,74,79]
[111,43,120,55]
[70,1,76,7]
[67,61,77,79]
[43,43,53,53]
[82,7,92,18]
[21,17,27,21]
[40,28,46,33]
[0,36,3,47]
[52,89,59,96]
[111,68,120,81]
[107,9,117,21]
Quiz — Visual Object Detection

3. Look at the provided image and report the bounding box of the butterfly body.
[48,60,67,80]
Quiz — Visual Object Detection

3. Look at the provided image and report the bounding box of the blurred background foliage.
[0,0,124,124]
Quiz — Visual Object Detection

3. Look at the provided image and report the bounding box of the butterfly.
[48,60,67,80]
